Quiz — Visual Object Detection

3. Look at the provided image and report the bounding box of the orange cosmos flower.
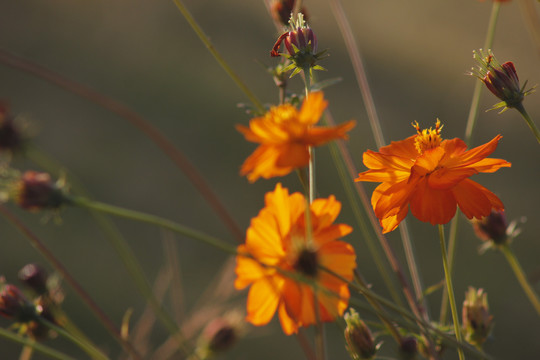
[237,92,355,182]
[235,183,356,334]
[355,120,511,233]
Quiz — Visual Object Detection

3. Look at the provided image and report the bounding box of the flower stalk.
[438,225,465,360]
[499,244,540,316]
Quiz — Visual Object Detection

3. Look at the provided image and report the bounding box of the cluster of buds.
[471,49,534,112]
[462,287,494,348]
[344,309,378,360]
[270,13,326,78]
[270,0,309,27]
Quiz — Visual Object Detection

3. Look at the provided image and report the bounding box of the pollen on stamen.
[412,119,444,154]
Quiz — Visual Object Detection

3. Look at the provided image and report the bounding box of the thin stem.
[37,318,108,360]
[0,328,75,360]
[438,225,465,360]
[500,244,540,316]
[171,0,264,113]
[0,49,244,244]
[0,205,143,360]
[329,0,385,148]
[444,0,501,325]
[515,103,540,144]
[464,2,501,146]
[517,0,540,58]
[69,196,237,256]
[25,148,196,358]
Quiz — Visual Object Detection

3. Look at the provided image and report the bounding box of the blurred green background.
[0,0,539,359]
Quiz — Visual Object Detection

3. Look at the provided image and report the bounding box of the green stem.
[444,0,501,325]
[69,196,237,256]
[0,328,75,360]
[500,244,540,316]
[515,103,540,144]
[172,0,264,113]
[438,225,465,360]
[37,318,108,360]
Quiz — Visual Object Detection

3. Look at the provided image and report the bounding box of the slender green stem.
[69,196,237,256]
[515,103,540,144]
[443,1,501,325]
[172,0,264,113]
[37,318,108,360]
[0,328,75,360]
[500,244,540,316]
[438,225,465,360]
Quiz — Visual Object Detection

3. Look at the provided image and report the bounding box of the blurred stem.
[172,0,264,113]
[438,225,465,360]
[443,1,501,325]
[353,272,403,344]
[500,244,540,316]
[0,328,75,360]
[329,0,429,328]
[464,2,501,146]
[25,148,195,358]
[0,49,244,244]
[19,344,33,360]
[515,103,540,144]
[0,205,143,360]
[326,139,405,308]
[37,318,108,360]
[69,196,237,256]
[517,0,540,58]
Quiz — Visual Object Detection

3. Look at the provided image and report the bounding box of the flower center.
[293,248,319,277]
[412,119,443,154]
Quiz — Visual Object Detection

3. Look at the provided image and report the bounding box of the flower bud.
[195,312,244,358]
[344,309,377,360]
[472,210,508,245]
[462,287,493,348]
[471,49,534,112]
[14,171,68,211]
[270,13,326,77]
[0,283,37,322]
[399,336,418,360]
[270,0,309,27]
[19,264,49,295]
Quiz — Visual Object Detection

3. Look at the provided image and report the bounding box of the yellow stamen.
[412,119,444,154]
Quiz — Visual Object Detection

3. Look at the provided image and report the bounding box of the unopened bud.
[19,264,49,295]
[344,309,377,360]
[472,210,508,245]
[0,283,37,322]
[14,171,68,211]
[462,287,493,348]
[399,336,418,360]
[0,102,25,153]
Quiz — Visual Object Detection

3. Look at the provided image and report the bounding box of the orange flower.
[234,183,356,334]
[355,120,511,233]
[237,92,355,182]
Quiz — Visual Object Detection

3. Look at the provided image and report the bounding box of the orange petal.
[452,179,504,219]
[470,157,511,173]
[246,276,282,326]
[240,145,294,182]
[379,135,418,159]
[427,167,478,190]
[362,149,414,172]
[275,143,310,168]
[310,196,341,230]
[235,246,268,289]
[305,120,355,145]
[446,135,503,168]
[318,241,356,280]
[409,178,457,225]
[278,301,299,335]
[299,91,327,125]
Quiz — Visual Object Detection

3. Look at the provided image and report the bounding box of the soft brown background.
[0,0,539,359]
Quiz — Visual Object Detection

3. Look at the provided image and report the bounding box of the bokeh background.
[0,0,539,359]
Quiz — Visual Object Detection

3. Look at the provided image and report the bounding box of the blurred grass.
[0,0,539,359]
